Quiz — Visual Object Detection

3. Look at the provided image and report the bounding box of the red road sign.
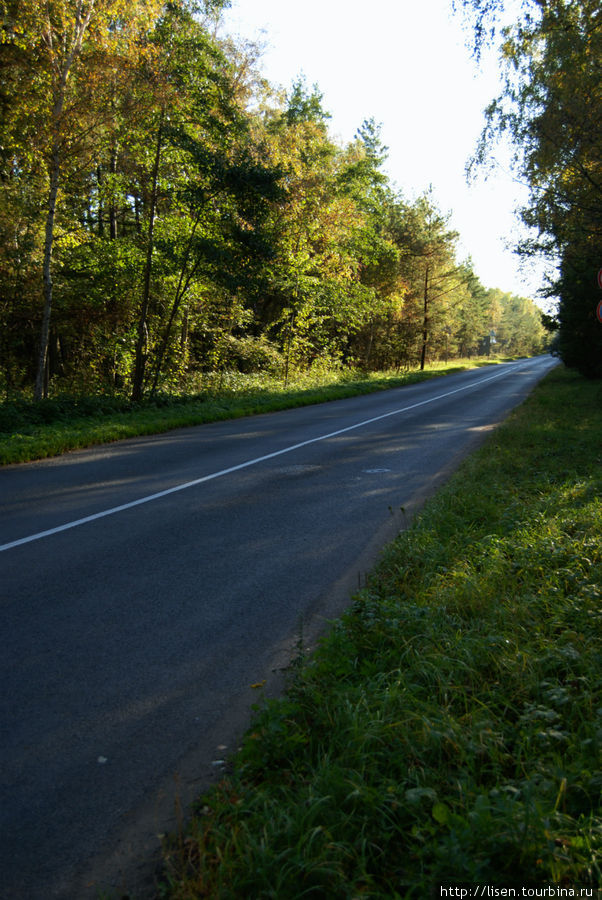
[597,299,602,323]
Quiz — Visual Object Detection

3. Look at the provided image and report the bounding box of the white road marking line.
[0,362,531,552]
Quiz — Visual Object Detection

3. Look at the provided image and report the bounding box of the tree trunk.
[420,263,429,371]
[109,143,118,240]
[364,319,374,370]
[149,207,204,396]
[97,165,104,236]
[33,0,95,401]
[34,145,61,401]
[131,112,164,402]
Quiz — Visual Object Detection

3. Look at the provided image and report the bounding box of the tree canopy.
[0,0,549,400]
[457,0,602,377]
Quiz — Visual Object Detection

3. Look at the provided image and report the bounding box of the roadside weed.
[0,358,514,465]
[166,366,602,896]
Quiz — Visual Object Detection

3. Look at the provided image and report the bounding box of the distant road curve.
[0,355,558,899]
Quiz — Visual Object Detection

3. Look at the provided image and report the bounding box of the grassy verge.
[160,366,601,898]
[0,358,511,465]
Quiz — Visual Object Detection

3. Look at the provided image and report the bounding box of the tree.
[456,0,602,376]
[129,5,280,398]
[337,121,405,369]
[254,79,374,379]
[396,192,470,370]
[455,268,492,357]
[0,0,167,397]
[0,0,552,401]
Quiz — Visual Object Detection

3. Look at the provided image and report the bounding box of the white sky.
[219,0,555,306]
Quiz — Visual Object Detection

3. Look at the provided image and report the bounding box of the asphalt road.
[0,356,558,899]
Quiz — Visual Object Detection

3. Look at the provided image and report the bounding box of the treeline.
[0,0,547,401]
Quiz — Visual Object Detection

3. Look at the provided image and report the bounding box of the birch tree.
[456,0,602,376]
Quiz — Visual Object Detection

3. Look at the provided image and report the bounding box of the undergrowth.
[0,358,512,465]
[161,366,601,898]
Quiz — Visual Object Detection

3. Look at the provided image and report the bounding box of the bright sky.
[220,0,555,305]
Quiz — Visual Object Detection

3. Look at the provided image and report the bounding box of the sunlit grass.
[0,357,513,465]
[160,366,602,897]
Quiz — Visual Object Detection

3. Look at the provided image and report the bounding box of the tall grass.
[161,366,601,898]
[0,358,510,465]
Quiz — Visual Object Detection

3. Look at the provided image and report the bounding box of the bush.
[222,335,284,375]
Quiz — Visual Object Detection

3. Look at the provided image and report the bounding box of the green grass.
[0,358,512,465]
[160,366,602,898]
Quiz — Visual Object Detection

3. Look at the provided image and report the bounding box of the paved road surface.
[0,356,557,898]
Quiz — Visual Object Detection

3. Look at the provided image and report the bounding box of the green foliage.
[0,359,506,464]
[555,248,602,379]
[161,366,602,897]
[283,78,331,127]
[462,0,602,378]
[0,0,548,402]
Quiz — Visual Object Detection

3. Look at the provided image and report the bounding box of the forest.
[0,0,552,402]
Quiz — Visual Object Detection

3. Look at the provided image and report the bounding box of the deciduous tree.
[457,0,602,376]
